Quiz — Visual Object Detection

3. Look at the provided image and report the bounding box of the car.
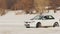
[24,15,60,28]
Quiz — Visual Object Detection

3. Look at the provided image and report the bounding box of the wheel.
[53,22,59,27]
[36,22,41,28]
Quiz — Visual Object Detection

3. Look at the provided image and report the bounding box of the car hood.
[24,20,35,23]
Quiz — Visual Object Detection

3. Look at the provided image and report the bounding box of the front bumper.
[25,24,30,28]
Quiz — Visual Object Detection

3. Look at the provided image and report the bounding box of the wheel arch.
[36,22,41,27]
[53,22,59,27]
[53,22,59,25]
[36,22,41,25]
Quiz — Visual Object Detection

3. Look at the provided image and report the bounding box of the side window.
[43,15,54,20]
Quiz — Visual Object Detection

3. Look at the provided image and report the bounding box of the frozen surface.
[0,11,60,34]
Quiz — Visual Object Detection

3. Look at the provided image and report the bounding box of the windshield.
[31,15,43,20]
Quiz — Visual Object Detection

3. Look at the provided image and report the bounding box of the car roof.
[38,15,52,16]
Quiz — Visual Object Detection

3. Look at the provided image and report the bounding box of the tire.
[53,22,59,27]
[36,22,41,28]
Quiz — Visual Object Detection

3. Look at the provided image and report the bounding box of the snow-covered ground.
[0,11,60,34]
[0,27,60,34]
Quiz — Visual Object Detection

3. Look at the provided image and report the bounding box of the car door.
[41,15,55,26]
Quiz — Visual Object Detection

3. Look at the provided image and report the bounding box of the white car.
[24,15,59,28]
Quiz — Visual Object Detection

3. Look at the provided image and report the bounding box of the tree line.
[0,0,60,15]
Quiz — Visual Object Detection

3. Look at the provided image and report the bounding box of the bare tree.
[0,0,7,16]
[11,0,34,14]
[34,0,49,14]
[50,0,57,13]
[50,0,60,13]
[0,0,7,9]
[0,8,6,16]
